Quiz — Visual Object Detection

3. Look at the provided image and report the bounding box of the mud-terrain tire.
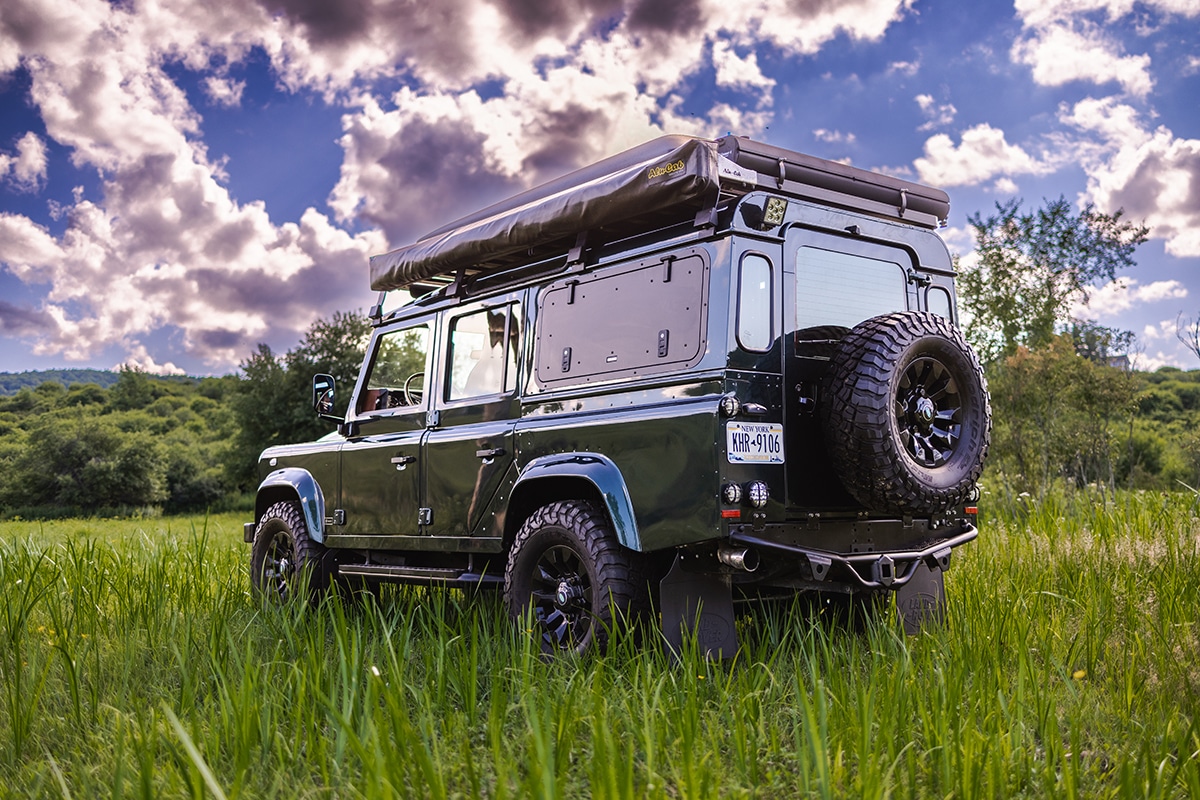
[250,500,335,603]
[504,500,650,655]
[821,311,990,516]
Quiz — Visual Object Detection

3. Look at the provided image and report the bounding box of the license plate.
[726,421,784,464]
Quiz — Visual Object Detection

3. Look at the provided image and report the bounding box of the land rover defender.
[245,134,991,655]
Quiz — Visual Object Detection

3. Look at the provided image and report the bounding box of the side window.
[927,286,953,320]
[446,304,521,402]
[795,246,908,329]
[737,253,773,352]
[358,324,430,413]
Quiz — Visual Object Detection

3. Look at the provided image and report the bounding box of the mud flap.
[895,560,945,634]
[659,553,739,659]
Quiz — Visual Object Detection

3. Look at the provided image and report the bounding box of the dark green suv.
[245,134,991,656]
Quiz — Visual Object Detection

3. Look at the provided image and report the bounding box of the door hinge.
[418,508,433,526]
[326,509,346,526]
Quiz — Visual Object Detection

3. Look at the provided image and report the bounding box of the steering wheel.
[403,371,424,406]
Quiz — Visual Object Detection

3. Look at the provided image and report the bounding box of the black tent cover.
[368,135,717,292]
[367,134,950,292]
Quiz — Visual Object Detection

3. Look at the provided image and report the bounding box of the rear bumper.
[730,523,977,591]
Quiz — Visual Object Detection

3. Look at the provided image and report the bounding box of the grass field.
[1,491,1198,798]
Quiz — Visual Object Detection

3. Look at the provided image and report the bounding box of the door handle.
[390,455,416,468]
[475,447,506,459]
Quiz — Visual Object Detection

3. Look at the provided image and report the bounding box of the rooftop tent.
[368,135,719,292]
[367,133,951,293]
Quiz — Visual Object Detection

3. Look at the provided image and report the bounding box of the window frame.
[440,300,522,407]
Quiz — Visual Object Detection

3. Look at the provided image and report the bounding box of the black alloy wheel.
[896,355,963,468]
[504,500,649,655]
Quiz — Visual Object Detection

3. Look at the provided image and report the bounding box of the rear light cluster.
[721,480,770,520]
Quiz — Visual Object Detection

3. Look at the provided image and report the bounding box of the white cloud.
[913,124,1053,187]
[712,40,775,103]
[1074,278,1188,317]
[1062,97,1200,258]
[203,76,245,107]
[1130,350,1188,372]
[1141,318,1178,342]
[0,0,388,369]
[1011,22,1152,97]
[993,177,1019,194]
[915,94,956,131]
[813,129,856,144]
[0,132,49,190]
[1014,0,1200,27]
[888,60,919,77]
[937,224,974,254]
[0,0,919,370]
[116,344,185,375]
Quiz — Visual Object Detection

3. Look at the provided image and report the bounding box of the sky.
[0,0,1197,376]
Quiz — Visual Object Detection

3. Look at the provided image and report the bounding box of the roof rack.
[368,135,949,295]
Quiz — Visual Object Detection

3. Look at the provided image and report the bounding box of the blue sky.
[0,0,1197,375]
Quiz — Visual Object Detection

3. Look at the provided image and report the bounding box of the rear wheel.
[504,500,649,655]
[250,500,335,603]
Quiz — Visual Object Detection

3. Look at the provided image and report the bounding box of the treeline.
[958,196,1200,497]
[985,337,1200,497]
[0,369,123,395]
[0,369,241,517]
[0,312,370,519]
[1,325,1199,520]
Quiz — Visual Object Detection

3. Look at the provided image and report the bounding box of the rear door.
[785,227,918,509]
[422,294,524,537]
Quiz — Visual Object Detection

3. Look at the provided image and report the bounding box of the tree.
[1068,319,1134,367]
[957,197,1148,364]
[227,310,372,489]
[3,413,168,511]
[987,335,1140,496]
[284,310,373,419]
[1176,312,1200,364]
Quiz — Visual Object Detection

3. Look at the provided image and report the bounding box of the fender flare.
[513,453,641,550]
[255,468,328,543]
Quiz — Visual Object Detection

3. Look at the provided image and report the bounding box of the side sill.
[323,534,504,554]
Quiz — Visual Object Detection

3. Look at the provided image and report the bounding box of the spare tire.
[820,311,990,516]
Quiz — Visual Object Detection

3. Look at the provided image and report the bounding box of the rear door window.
[795,246,908,329]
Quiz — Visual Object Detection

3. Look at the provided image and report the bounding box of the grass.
[0,492,1198,798]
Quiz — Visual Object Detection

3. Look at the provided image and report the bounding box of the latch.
[907,269,932,288]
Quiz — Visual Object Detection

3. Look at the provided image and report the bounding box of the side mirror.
[312,374,338,419]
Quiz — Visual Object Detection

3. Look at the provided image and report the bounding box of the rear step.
[337,563,503,586]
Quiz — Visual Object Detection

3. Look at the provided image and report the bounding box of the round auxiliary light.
[722,483,743,504]
[746,481,769,508]
[719,393,741,418]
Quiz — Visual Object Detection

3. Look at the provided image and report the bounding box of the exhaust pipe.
[718,546,759,573]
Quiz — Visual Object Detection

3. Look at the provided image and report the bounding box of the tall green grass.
[0,494,1197,798]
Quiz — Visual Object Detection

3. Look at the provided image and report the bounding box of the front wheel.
[249,500,335,603]
[504,500,649,655]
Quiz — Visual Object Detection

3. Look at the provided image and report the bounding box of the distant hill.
[0,369,124,395]
[0,369,218,396]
